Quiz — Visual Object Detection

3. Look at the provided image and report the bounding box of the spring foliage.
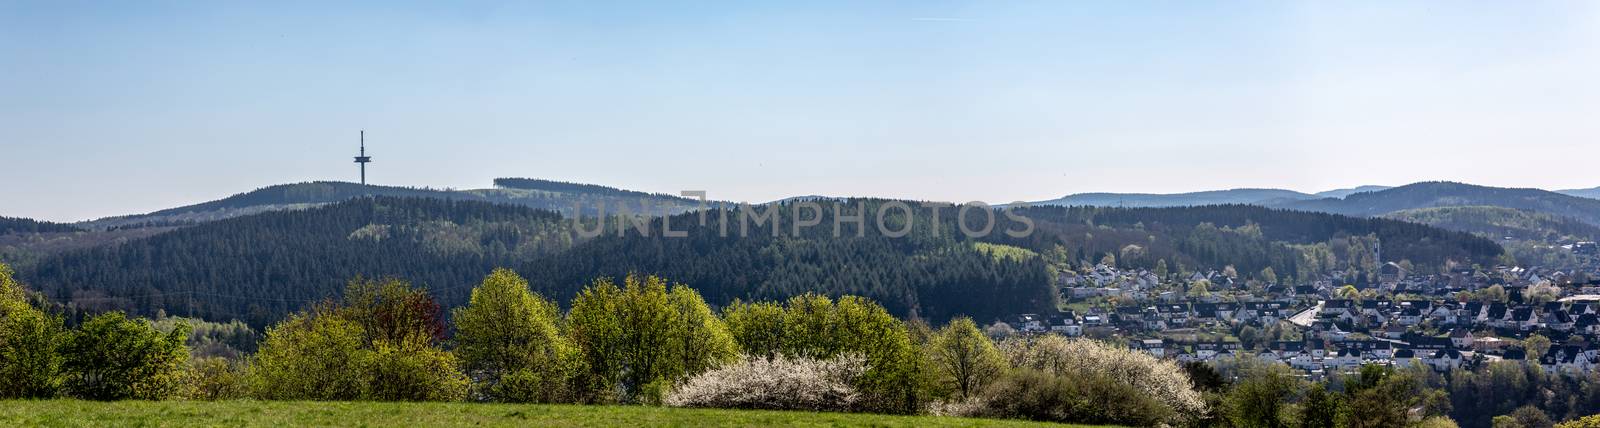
[452,268,579,403]
[992,335,1206,425]
[249,278,467,401]
[0,262,65,398]
[60,311,190,400]
[665,354,867,412]
[722,293,925,414]
[929,317,1006,399]
[566,274,738,404]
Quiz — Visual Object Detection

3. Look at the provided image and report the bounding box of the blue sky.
[4,1,1599,221]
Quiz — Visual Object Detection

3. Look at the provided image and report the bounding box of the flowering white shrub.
[664,354,866,412]
[997,335,1206,419]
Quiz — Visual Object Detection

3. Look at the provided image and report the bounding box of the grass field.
[0,400,1104,427]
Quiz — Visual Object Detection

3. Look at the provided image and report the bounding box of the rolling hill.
[1560,186,1600,200]
[1275,182,1600,226]
[1027,185,1397,208]
[1313,185,1393,199]
[1030,188,1318,208]
[79,179,710,230]
[1383,206,1600,244]
[17,196,1501,327]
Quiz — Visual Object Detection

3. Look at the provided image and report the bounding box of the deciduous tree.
[60,311,190,400]
[929,317,1005,399]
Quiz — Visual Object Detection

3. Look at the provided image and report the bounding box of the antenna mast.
[354,130,373,185]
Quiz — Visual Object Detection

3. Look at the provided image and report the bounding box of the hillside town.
[1006,243,1600,379]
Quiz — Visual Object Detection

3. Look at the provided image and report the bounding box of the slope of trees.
[1002,204,1502,278]
[20,198,1504,328]
[1281,181,1600,227]
[28,197,573,326]
[519,200,1055,324]
[0,216,82,235]
[1385,206,1600,244]
[24,198,1059,326]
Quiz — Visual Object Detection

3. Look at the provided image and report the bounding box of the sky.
[3,1,1600,222]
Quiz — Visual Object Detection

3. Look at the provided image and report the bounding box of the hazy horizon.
[5,1,1600,222]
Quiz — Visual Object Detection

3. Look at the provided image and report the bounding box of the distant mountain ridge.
[1022,182,1600,242]
[1032,188,1318,208]
[1313,185,1394,199]
[1560,187,1600,200]
[1030,185,1404,209]
[1275,182,1600,226]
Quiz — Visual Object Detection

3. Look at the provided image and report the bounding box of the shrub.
[1419,416,1462,428]
[184,357,248,400]
[0,262,64,399]
[250,313,368,400]
[363,338,469,402]
[665,354,866,412]
[1223,358,1300,428]
[952,368,1173,427]
[60,311,190,400]
[723,293,926,414]
[1558,414,1600,428]
[1340,364,1425,428]
[998,335,1205,424]
[251,278,468,402]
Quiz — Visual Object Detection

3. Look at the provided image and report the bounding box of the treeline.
[492,177,699,202]
[0,216,81,234]
[1198,356,1600,428]
[138,182,468,218]
[10,262,1600,427]
[0,263,1204,426]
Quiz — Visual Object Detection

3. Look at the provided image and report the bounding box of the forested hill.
[517,200,1057,323]
[1276,182,1600,226]
[21,197,1057,326]
[28,197,576,326]
[19,198,1502,327]
[0,216,82,234]
[1384,206,1600,243]
[1561,186,1600,200]
[1000,204,1503,281]
[80,180,709,230]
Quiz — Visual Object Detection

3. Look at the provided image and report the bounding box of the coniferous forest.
[16,197,1500,329]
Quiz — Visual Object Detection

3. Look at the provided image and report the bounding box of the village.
[1004,242,1600,378]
